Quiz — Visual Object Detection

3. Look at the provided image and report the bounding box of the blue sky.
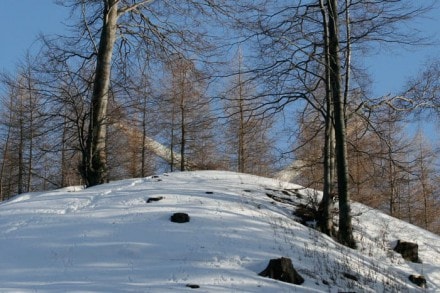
[0,1,439,98]
[0,0,68,72]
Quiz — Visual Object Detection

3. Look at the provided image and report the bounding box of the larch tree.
[411,131,438,231]
[0,55,46,196]
[223,49,275,176]
[160,55,216,171]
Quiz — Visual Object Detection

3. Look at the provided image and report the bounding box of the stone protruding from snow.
[259,257,304,285]
[146,196,164,203]
[186,284,200,289]
[170,212,190,223]
[394,240,420,263]
[409,275,427,288]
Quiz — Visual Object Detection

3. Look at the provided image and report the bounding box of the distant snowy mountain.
[0,171,438,292]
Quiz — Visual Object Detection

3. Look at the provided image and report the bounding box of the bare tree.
[409,131,439,231]
[222,49,275,176]
[0,85,16,199]
[227,0,436,246]
[160,55,217,171]
[49,0,228,186]
[0,56,47,196]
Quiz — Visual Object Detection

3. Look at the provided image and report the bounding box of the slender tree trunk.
[141,96,148,177]
[238,55,245,173]
[18,94,24,195]
[82,0,119,186]
[26,75,34,193]
[170,106,175,172]
[388,156,396,216]
[343,0,351,118]
[320,113,336,236]
[238,96,245,173]
[179,70,186,171]
[61,114,68,187]
[0,122,12,200]
[318,0,335,237]
[327,0,356,248]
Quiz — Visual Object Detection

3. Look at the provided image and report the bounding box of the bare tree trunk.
[238,98,245,173]
[18,94,24,195]
[61,114,68,187]
[343,0,351,118]
[327,0,356,248]
[318,0,335,237]
[180,81,186,171]
[26,73,34,193]
[170,106,175,172]
[82,0,119,186]
[141,95,148,177]
[0,121,12,200]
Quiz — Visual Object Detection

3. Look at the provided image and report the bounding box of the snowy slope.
[0,171,438,292]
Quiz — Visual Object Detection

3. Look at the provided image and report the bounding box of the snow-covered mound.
[0,171,438,292]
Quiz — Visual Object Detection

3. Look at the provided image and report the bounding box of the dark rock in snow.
[394,240,420,263]
[170,212,190,223]
[342,272,359,282]
[146,196,164,203]
[186,284,200,289]
[408,274,427,288]
[259,257,304,285]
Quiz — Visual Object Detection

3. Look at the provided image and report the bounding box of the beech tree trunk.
[327,0,356,248]
[318,0,336,237]
[82,0,119,187]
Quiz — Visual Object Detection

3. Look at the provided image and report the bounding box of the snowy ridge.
[0,171,438,292]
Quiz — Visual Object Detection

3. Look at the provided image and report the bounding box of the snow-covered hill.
[0,171,438,292]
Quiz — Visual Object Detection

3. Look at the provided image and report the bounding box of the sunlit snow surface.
[0,171,438,292]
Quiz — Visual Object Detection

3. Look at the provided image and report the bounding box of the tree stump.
[170,212,190,223]
[409,275,427,288]
[394,240,420,263]
[259,257,304,285]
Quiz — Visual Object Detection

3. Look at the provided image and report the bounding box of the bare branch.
[117,0,156,16]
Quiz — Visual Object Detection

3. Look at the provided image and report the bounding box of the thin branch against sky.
[0,1,439,97]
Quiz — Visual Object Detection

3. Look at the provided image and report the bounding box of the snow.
[0,171,438,292]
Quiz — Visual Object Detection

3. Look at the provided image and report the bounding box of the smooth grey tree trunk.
[327,0,356,248]
[83,0,119,187]
[318,0,336,237]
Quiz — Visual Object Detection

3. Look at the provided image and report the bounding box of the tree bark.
[0,112,12,200]
[318,0,335,237]
[82,0,119,186]
[180,73,186,172]
[26,71,34,193]
[18,94,24,195]
[238,54,245,173]
[327,0,356,248]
